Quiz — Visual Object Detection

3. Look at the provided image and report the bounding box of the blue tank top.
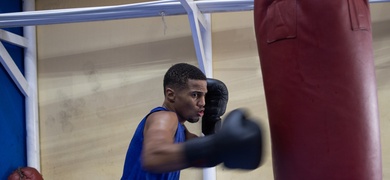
[121,107,186,180]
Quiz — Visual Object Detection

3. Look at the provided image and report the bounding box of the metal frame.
[0,32,29,96]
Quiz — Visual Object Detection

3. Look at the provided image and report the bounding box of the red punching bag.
[8,167,44,180]
[254,0,382,179]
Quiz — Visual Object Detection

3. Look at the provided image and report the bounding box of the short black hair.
[163,63,206,94]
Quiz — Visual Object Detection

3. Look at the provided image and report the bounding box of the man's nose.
[199,96,206,107]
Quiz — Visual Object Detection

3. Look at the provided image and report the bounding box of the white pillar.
[23,0,40,171]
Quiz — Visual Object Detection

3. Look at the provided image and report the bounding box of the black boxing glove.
[185,109,263,169]
[202,78,228,135]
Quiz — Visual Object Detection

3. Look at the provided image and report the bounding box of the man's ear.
[166,88,175,102]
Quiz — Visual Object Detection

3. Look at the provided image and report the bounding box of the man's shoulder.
[144,110,180,136]
[147,110,177,122]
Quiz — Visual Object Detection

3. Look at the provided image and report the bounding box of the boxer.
[121,63,262,180]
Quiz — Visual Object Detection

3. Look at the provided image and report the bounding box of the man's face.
[174,79,207,123]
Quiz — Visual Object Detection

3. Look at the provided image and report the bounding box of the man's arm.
[141,109,264,172]
[183,125,198,140]
[141,111,188,173]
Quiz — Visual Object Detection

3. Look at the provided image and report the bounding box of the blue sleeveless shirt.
[121,107,186,180]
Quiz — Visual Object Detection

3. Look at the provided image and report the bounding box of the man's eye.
[192,93,198,98]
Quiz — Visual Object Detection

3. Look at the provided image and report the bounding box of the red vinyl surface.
[254,0,382,179]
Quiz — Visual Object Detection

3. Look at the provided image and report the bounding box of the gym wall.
[35,0,390,180]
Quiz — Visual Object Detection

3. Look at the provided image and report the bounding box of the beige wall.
[372,3,390,179]
[36,1,390,180]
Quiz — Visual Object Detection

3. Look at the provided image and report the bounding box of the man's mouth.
[198,110,204,117]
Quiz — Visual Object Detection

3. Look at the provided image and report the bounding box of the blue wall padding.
[0,0,27,179]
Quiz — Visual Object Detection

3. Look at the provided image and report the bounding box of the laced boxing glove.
[8,167,44,180]
[185,108,263,169]
[202,78,228,135]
